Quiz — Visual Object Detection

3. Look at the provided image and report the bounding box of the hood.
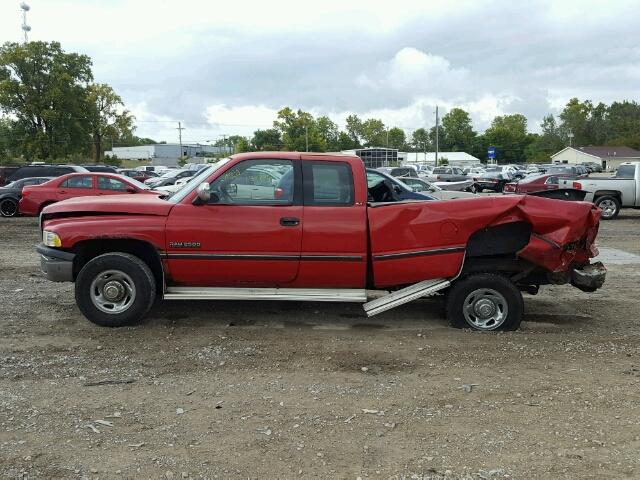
[43,193,174,217]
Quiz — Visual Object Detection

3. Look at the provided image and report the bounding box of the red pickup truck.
[37,152,606,331]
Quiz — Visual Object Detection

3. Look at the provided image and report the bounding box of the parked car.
[144,169,198,188]
[366,168,435,201]
[36,152,605,332]
[388,167,418,178]
[8,164,89,183]
[547,165,588,177]
[81,165,118,173]
[429,166,468,182]
[475,172,514,192]
[559,162,640,219]
[0,177,53,217]
[136,165,171,174]
[502,174,577,194]
[19,173,157,216]
[399,177,476,200]
[0,165,22,187]
[463,166,485,176]
[582,162,603,173]
[119,169,159,182]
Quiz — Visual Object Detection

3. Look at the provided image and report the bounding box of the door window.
[545,176,559,185]
[304,162,354,206]
[211,159,294,205]
[97,177,129,191]
[60,176,93,189]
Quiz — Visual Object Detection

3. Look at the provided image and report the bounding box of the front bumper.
[571,261,606,292]
[36,244,75,282]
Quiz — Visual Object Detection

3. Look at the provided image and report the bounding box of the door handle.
[280,217,300,226]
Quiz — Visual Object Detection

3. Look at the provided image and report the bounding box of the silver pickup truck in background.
[561,162,640,219]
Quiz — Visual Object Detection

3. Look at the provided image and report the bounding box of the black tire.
[0,197,19,217]
[594,195,620,220]
[75,252,156,327]
[446,273,523,331]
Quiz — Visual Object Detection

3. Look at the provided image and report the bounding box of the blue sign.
[487,146,496,159]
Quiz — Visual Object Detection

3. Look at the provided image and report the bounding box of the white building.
[105,143,224,167]
[551,146,640,171]
[403,151,481,167]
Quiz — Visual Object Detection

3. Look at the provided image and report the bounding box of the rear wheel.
[0,198,18,217]
[446,273,523,331]
[75,252,156,327]
[595,195,620,220]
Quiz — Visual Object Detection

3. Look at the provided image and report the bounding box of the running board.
[363,279,450,317]
[164,287,367,303]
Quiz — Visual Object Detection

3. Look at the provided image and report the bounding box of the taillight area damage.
[509,195,606,291]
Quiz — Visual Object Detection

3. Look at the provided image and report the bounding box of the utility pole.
[176,122,185,161]
[386,129,389,148]
[435,106,439,168]
[305,125,309,152]
[20,3,31,44]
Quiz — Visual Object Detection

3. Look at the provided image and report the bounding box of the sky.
[1,0,639,144]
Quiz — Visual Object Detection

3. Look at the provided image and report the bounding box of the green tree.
[345,114,363,147]
[316,116,340,151]
[0,41,93,159]
[251,128,281,151]
[558,98,593,147]
[360,118,386,147]
[410,128,430,152]
[524,114,565,162]
[441,108,476,152]
[387,127,406,150]
[86,83,134,162]
[273,107,327,151]
[483,114,531,163]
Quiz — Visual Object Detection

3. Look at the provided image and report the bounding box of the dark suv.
[0,166,22,187]
[8,165,89,182]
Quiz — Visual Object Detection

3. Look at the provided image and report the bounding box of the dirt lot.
[1,210,639,479]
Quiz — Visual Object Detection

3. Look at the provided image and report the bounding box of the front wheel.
[75,252,156,327]
[446,273,523,331]
[595,195,620,220]
[0,198,19,217]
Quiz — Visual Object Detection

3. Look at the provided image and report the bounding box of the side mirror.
[195,182,210,204]
[126,187,136,193]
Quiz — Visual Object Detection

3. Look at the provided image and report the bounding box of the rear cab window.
[303,161,354,206]
[616,165,636,178]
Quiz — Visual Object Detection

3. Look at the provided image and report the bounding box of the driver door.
[165,158,303,287]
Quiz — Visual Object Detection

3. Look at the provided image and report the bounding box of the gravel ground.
[0,210,639,479]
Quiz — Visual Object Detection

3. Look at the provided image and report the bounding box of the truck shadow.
[149,298,450,331]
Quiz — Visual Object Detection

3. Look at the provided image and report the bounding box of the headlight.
[43,230,62,248]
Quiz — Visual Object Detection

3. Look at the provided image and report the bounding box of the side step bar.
[362,278,450,317]
[164,287,367,303]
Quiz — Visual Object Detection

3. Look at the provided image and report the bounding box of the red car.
[19,172,157,216]
[503,174,579,194]
[35,152,606,332]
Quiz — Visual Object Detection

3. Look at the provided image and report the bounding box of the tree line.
[220,100,640,164]
[2,41,639,165]
[0,41,146,165]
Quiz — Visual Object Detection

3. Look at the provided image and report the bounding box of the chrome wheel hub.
[599,200,616,217]
[103,281,126,302]
[463,288,508,330]
[90,270,136,314]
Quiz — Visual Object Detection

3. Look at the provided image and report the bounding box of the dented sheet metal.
[367,195,601,287]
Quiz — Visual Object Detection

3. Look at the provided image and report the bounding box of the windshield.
[119,175,150,190]
[167,158,232,203]
[159,170,181,178]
